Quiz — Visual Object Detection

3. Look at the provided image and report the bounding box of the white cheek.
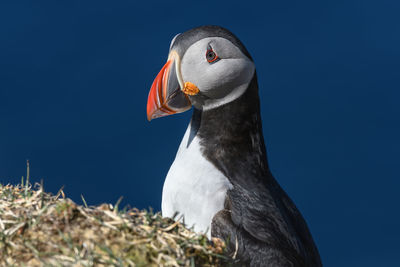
[181,60,208,87]
[200,64,234,95]
[179,37,255,108]
[202,62,255,110]
[182,59,253,94]
[209,59,250,85]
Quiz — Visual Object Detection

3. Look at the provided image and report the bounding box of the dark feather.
[193,74,322,267]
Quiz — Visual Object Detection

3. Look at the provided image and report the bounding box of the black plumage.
[171,25,253,62]
[191,74,322,266]
[170,25,322,266]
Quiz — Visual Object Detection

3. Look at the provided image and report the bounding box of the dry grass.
[0,166,229,266]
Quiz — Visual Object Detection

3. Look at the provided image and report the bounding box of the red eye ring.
[206,49,219,63]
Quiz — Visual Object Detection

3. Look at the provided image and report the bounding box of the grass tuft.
[0,181,229,266]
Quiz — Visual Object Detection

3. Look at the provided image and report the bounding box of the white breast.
[162,121,232,237]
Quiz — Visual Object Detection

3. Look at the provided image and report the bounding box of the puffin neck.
[191,74,271,180]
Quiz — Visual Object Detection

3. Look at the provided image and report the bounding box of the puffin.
[147,25,322,267]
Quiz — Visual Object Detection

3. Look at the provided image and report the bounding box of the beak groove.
[146,54,191,121]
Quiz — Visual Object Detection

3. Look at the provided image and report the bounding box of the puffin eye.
[206,48,219,63]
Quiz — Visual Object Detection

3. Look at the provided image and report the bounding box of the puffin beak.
[146,51,192,121]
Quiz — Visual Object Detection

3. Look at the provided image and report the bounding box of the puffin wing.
[211,162,322,266]
[193,76,322,266]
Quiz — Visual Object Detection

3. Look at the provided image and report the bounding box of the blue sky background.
[1,1,399,266]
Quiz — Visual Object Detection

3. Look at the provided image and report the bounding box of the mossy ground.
[0,171,228,266]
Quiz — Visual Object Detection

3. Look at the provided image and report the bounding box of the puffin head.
[147,25,255,120]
